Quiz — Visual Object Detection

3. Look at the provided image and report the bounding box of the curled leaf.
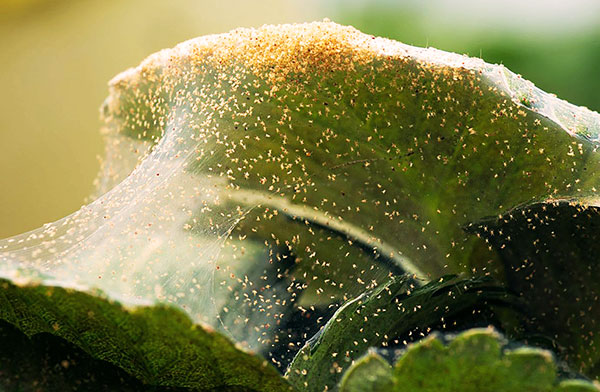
[285,275,516,391]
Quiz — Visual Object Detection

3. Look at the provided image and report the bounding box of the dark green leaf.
[468,200,600,375]
[0,279,294,391]
[285,275,516,391]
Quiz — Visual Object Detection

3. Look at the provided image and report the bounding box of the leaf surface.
[0,279,293,391]
[285,275,515,391]
[339,329,600,392]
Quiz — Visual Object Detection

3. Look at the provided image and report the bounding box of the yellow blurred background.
[1,0,599,238]
[0,0,320,238]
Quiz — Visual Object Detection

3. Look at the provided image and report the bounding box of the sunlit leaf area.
[1,1,600,391]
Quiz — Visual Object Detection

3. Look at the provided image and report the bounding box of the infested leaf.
[468,200,600,375]
[285,275,516,391]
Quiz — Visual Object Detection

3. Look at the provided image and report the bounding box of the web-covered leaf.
[468,200,600,374]
[285,275,515,391]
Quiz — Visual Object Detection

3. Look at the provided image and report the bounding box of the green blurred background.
[1,0,599,238]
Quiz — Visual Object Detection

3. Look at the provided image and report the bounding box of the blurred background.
[1,0,599,238]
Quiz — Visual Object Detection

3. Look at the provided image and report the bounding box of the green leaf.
[285,275,516,391]
[559,380,600,392]
[468,200,600,374]
[94,20,600,364]
[101,20,600,283]
[337,352,393,392]
[0,279,294,391]
[339,329,600,392]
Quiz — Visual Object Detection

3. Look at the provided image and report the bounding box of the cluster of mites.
[98,22,600,368]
